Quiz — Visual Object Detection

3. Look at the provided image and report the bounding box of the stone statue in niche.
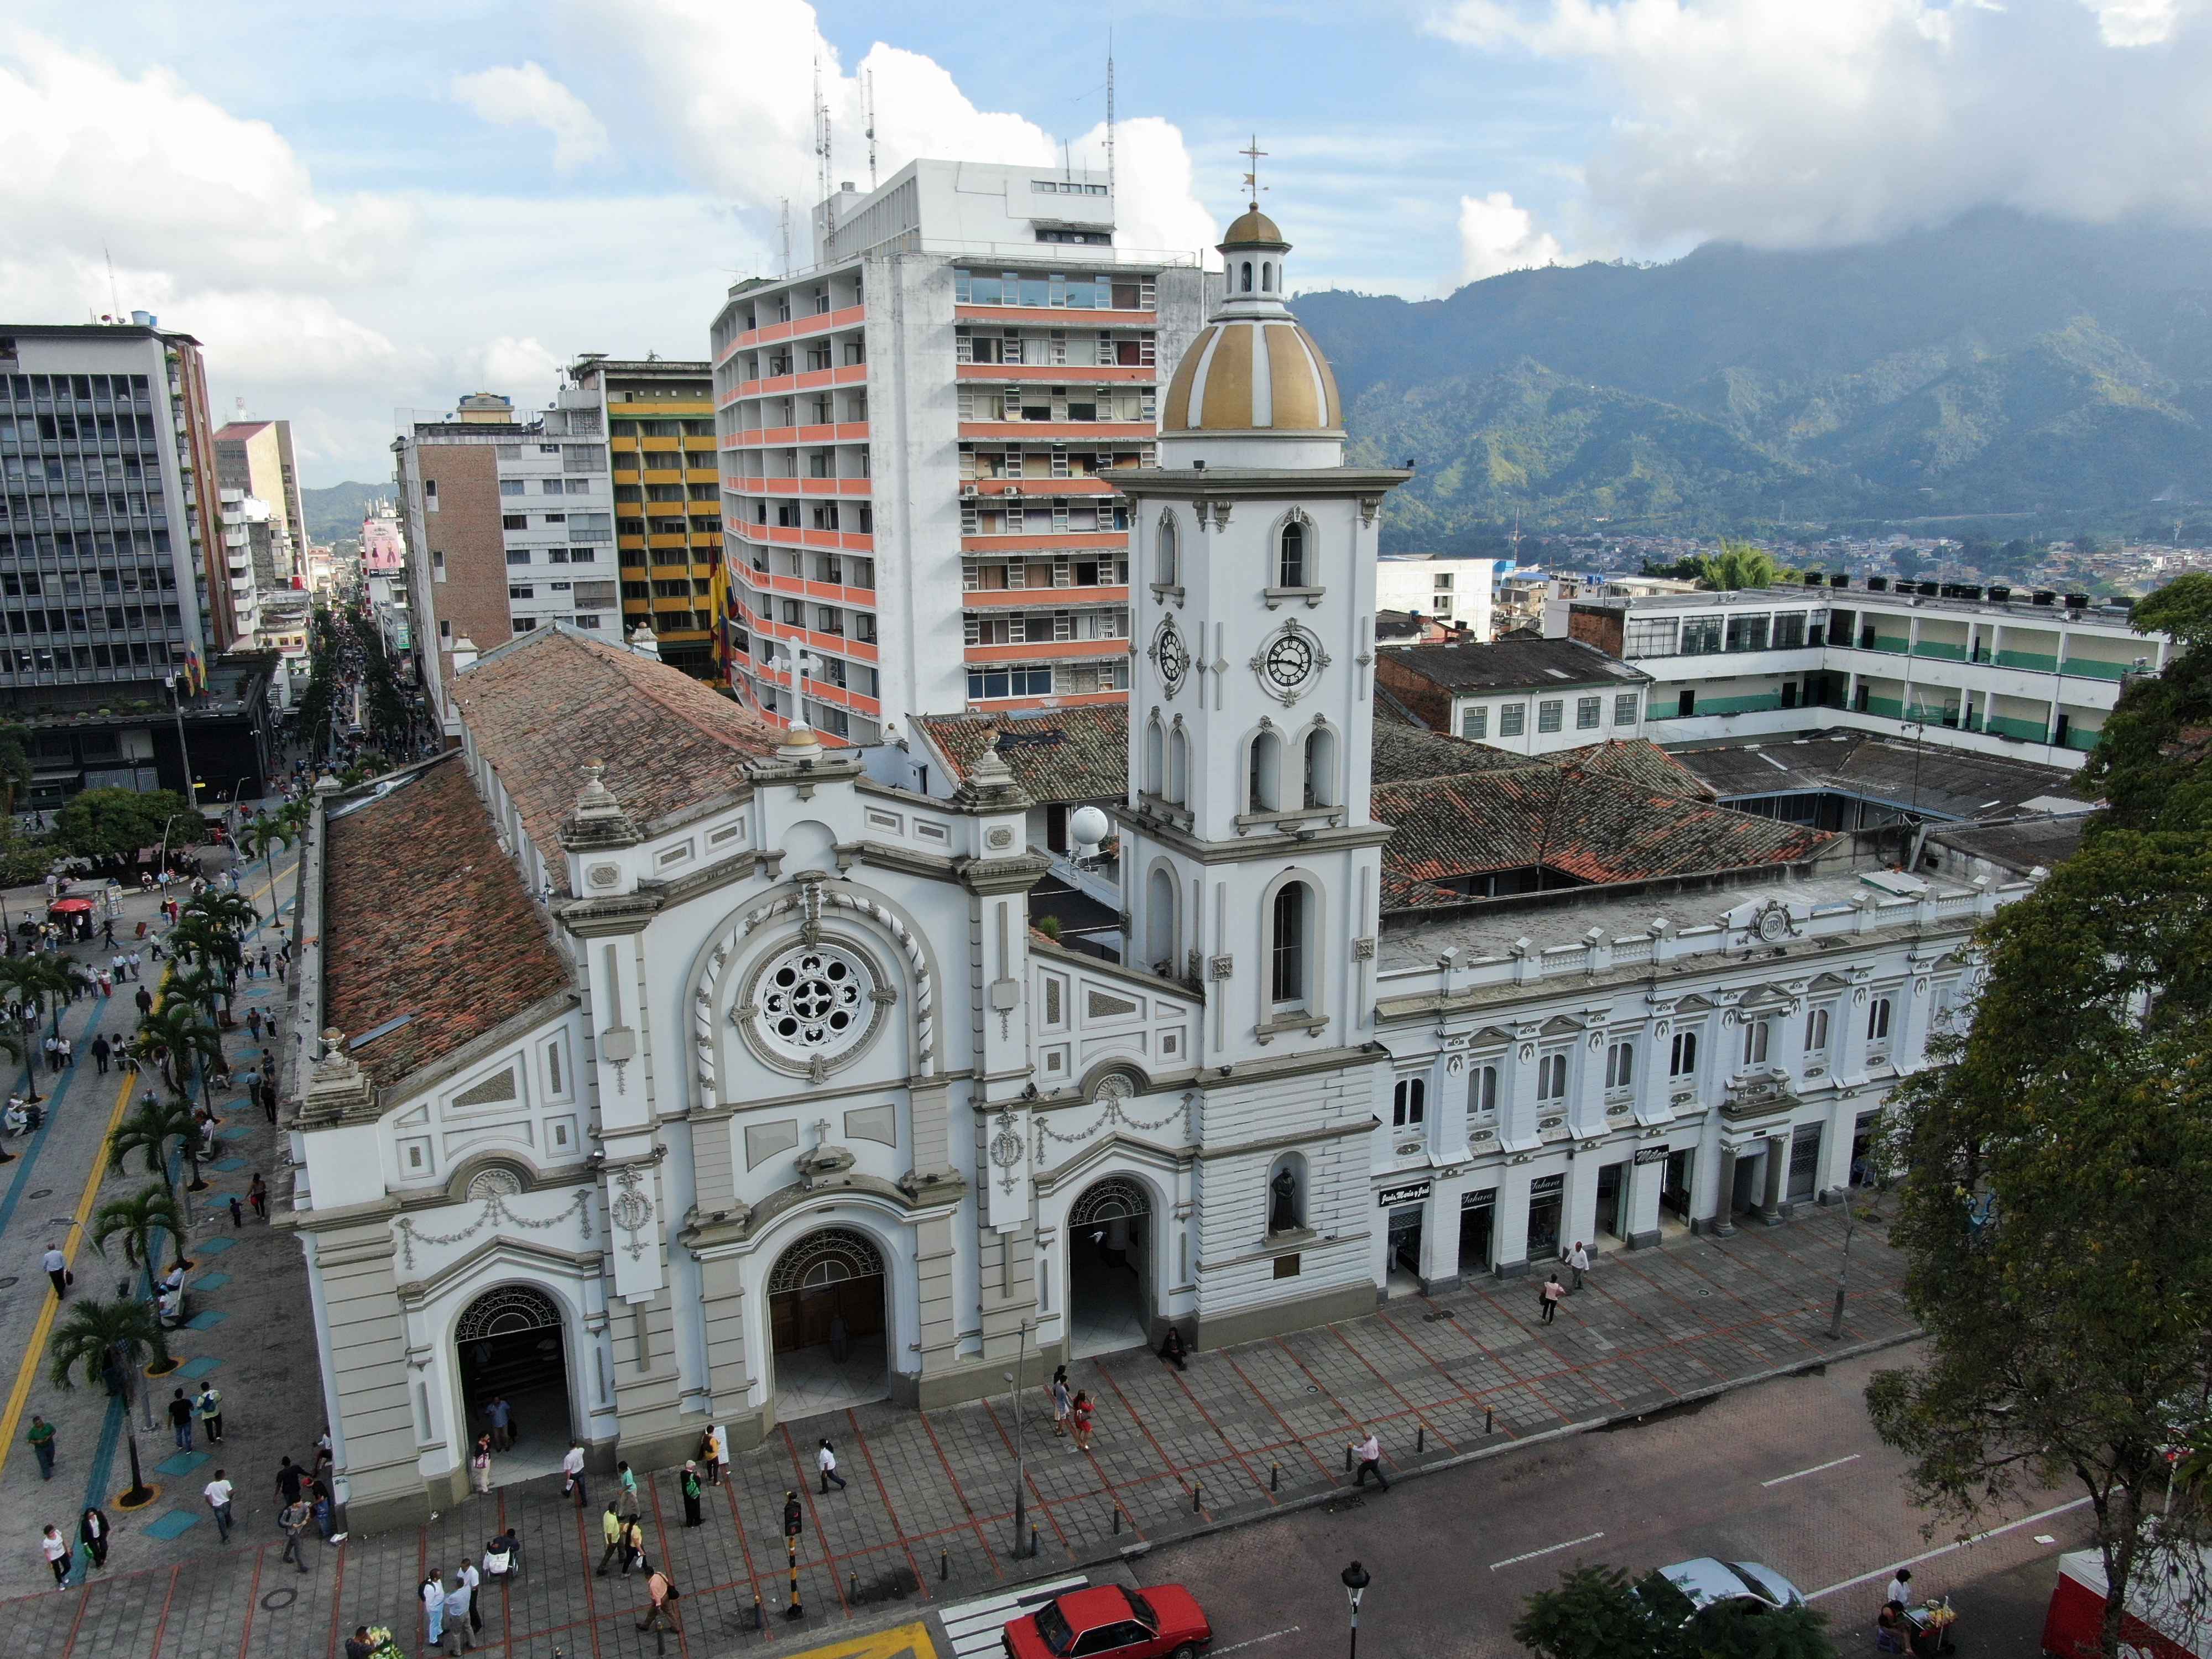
[1270,1166,1300,1234]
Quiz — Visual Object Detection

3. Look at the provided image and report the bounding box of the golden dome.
[1162,317,1343,435]
[1221,207,1284,247]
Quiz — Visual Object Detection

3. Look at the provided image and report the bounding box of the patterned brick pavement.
[0,1203,1917,1656]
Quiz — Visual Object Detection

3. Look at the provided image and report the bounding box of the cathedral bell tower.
[1117,200,1411,1070]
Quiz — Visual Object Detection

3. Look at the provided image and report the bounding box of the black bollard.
[1485,1406,1495,1434]
[1417,1426,1426,1453]
[752,1593,763,1631]
[1343,1444,1353,1472]
[940,1548,949,1582]
[1112,1506,1120,1535]
[850,1571,859,1604]
[1029,1524,1039,1560]
[1270,1462,1280,1492]
[1192,1483,1202,1514]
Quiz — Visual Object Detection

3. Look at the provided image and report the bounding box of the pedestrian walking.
[228,1194,244,1229]
[77,1507,108,1570]
[127,950,141,982]
[1566,1240,1590,1291]
[42,1244,66,1300]
[1350,1429,1390,1490]
[246,1009,262,1041]
[90,1036,109,1074]
[1071,1390,1095,1452]
[816,1437,848,1493]
[26,1414,56,1479]
[259,1079,278,1125]
[258,947,272,979]
[681,1461,703,1527]
[636,1568,680,1652]
[204,1470,234,1542]
[248,1173,268,1221]
[1051,1366,1072,1437]
[40,1524,67,1588]
[58,1036,71,1069]
[314,1427,333,1485]
[1539,1271,1566,1324]
[134,985,151,1015]
[275,1454,306,1507]
[486,1395,512,1452]
[43,1035,58,1074]
[615,1459,639,1519]
[697,1426,722,1485]
[422,1569,447,1648]
[619,1516,646,1575]
[469,1434,492,1495]
[168,1387,194,1451]
[562,1442,587,1509]
[195,1381,224,1445]
[460,1558,483,1636]
[594,1504,624,1575]
[279,1496,312,1571]
[440,1563,476,1652]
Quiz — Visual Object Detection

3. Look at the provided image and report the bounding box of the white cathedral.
[283,206,2032,1526]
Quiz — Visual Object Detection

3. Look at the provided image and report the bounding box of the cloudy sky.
[4,0,2205,488]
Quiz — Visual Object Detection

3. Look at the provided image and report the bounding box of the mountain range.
[1294,210,2212,549]
[299,479,390,545]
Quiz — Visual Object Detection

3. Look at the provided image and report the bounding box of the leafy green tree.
[2075,572,2212,834]
[1869,822,2212,1659]
[109,1093,208,1198]
[1515,1564,1838,1659]
[91,1183,189,1302]
[133,1003,225,1108]
[50,788,201,864]
[49,1297,169,1504]
[239,815,296,924]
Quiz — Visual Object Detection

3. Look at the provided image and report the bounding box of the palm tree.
[165,916,237,978]
[239,816,295,924]
[134,1003,224,1108]
[109,1093,208,1199]
[164,962,227,1025]
[91,1183,189,1302]
[182,889,256,942]
[50,1297,169,1505]
[0,1020,20,1165]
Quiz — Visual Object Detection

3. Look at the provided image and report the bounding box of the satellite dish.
[1070,804,1110,857]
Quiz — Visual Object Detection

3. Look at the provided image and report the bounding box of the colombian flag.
[184,647,206,694]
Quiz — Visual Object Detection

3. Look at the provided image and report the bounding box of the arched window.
[1470,1065,1499,1116]
[1248,728,1282,813]
[1167,723,1190,804]
[1270,880,1310,1007]
[1804,1008,1831,1053]
[1155,513,1178,587]
[1267,1152,1306,1234]
[1302,726,1338,808]
[1262,261,1275,290]
[1240,260,1254,293]
[1392,1076,1426,1128]
[1277,519,1308,588]
[1605,1041,1635,1089]
[1146,866,1178,974]
[1669,1030,1698,1077]
[1536,1052,1568,1100]
[1142,715,1165,798]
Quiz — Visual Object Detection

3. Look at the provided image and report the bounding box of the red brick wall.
[1374,652,1453,733]
[1566,604,1624,658]
[420,442,512,688]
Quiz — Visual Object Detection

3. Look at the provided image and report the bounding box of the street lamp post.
[1341,1562,1370,1659]
[163,675,201,806]
[1005,1319,1031,1557]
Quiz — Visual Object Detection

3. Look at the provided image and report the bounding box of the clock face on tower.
[1251,618,1329,705]
[1151,618,1190,696]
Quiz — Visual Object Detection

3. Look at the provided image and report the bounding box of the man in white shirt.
[1566,1240,1590,1291]
[440,1562,476,1653]
[43,1245,67,1300]
[458,1558,483,1638]
[562,1442,587,1510]
[817,1438,848,1493]
[200,1469,236,1545]
[1350,1430,1389,1490]
[1886,1569,1915,1609]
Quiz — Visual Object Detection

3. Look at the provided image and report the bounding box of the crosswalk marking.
[940,1575,1090,1657]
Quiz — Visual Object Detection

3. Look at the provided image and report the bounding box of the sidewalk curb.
[986,1326,1928,1592]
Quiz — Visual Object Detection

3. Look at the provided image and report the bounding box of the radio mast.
[865,69,878,190]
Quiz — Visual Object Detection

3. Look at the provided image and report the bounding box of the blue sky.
[3,1,2204,489]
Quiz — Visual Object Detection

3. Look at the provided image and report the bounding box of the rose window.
[753,943,874,1062]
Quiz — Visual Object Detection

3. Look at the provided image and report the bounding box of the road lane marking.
[1761,1453,1860,1488]
[941,1576,1088,1656]
[1213,1627,1302,1655]
[1491,1531,1606,1571]
[1804,1496,2093,1601]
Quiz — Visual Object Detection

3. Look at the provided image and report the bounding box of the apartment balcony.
[959,530,1125,553]
[961,585,1126,609]
[721,302,868,359]
[954,304,1155,328]
[958,420,1151,442]
[745,607,880,664]
[734,566,877,608]
[963,637,1129,664]
[731,523,873,554]
[954,363,1155,383]
[729,477,873,498]
[750,658,882,719]
[723,421,870,450]
[732,362,869,400]
[962,477,1119,498]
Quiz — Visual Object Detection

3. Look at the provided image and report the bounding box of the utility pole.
[865,70,878,190]
[165,674,200,807]
[1005,1319,1031,1556]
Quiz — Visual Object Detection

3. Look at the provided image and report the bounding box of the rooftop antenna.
[1239,134,1268,211]
[1105,30,1115,200]
[103,243,121,322]
[813,57,835,254]
[865,69,878,190]
[779,199,792,276]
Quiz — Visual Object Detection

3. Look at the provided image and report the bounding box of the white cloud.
[451,62,609,174]
[1429,0,2212,249]
[1457,190,1575,280]
[465,335,565,394]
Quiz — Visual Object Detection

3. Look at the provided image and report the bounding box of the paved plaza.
[0,1186,1918,1657]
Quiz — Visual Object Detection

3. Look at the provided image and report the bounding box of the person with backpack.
[680,1461,703,1528]
[636,1568,680,1651]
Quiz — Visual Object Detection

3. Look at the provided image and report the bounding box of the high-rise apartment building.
[709,160,1215,741]
[566,356,724,679]
[213,418,307,589]
[395,389,619,735]
[0,320,274,803]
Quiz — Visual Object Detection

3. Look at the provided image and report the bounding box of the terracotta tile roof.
[1564,738,1718,800]
[322,755,573,1089]
[917,704,1129,802]
[1375,748,1832,902]
[1370,722,1528,785]
[451,628,780,886]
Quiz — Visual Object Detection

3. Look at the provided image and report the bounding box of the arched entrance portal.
[1067,1176,1154,1358]
[768,1228,890,1417]
[455,1284,573,1484]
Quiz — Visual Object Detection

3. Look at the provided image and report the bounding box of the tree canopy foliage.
[1514,1564,1838,1659]
[50,788,202,863]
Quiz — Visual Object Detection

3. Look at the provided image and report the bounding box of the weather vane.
[1239,134,1268,209]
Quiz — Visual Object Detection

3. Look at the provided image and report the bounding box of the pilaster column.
[1707,1146,1738,1237]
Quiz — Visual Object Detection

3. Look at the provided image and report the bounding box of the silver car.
[1641,1557,1807,1623]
